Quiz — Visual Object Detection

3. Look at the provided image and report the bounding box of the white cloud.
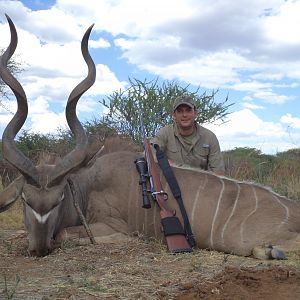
[280,113,300,129]
[264,1,300,45]
[232,81,294,104]
[29,111,67,134]
[0,113,13,128]
[1,0,300,154]
[0,98,16,114]
[123,49,250,88]
[29,96,50,114]
[96,0,194,36]
[103,1,300,109]
[0,6,126,137]
[92,64,127,93]
[252,90,291,104]
[207,109,284,138]
[89,38,110,49]
[205,109,298,154]
[250,72,284,81]
[242,103,265,110]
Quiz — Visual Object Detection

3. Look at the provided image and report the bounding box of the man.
[152,95,225,175]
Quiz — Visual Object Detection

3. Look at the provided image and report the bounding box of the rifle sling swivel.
[152,190,168,200]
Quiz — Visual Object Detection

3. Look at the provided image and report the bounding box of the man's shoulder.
[196,123,217,138]
[152,124,175,145]
[158,124,174,134]
[162,123,174,130]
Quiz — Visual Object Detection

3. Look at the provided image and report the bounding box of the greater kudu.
[1,15,300,259]
[0,14,95,256]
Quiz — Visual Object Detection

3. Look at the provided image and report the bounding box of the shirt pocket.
[193,145,210,169]
[166,145,183,164]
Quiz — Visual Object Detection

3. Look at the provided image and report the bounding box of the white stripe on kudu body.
[191,174,208,228]
[210,178,225,249]
[239,186,259,245]
[221,182,240,245]
[272,194,290,228]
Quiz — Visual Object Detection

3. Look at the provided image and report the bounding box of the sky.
[0,0,300,155]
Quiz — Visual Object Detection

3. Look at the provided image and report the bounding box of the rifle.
[143,138,192,253]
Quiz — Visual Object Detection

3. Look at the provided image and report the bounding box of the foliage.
[13,122,116,159]
[2,274,21,300]
[223,147,275,181]
[99,77,233,144]
[223,147,300,201]
[16,131,57,158]
[0,200,23,230]
[0,120,118,186]
[84,118,117,143]
[0,48,24,113]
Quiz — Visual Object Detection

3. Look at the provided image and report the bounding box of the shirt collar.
[173,121,201,137]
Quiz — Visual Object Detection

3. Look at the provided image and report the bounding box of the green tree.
[16,130,57,159]
[84,118,117,143]
[99,78,233,143]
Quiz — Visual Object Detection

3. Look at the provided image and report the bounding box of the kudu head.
[0,15,96,256]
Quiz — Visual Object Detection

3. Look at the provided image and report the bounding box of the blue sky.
[0,0,300,154]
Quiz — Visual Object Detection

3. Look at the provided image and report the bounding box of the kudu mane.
[173,162,290,201]
[101,137,289,202]
[99,136,142,156]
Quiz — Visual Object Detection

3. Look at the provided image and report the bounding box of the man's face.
[172,104,197,130]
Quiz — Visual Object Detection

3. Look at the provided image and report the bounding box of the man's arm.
[151,127,176,165]
[208,134,225,176]
[150,126,168,151]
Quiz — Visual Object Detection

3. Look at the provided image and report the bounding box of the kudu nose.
[30,236,55,256]
[30,248,50,257]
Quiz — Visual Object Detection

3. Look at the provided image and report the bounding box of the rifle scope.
[135,157,151,209]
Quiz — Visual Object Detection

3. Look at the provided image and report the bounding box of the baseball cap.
[173,95,196,111]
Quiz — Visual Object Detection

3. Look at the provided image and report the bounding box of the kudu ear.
[0,176,25,212]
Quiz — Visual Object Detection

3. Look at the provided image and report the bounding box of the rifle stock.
[144,139,192,253]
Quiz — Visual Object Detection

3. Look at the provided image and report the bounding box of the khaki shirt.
[151,123,225,173]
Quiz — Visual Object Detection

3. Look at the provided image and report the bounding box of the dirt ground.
[1,230,300,300]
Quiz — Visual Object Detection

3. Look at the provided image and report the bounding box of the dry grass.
[0,177,23,231]
[0,202,24,230]
[1,232,300,300]
[224,152,300,202]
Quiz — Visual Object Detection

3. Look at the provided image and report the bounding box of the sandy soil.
[1,230,300,300]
